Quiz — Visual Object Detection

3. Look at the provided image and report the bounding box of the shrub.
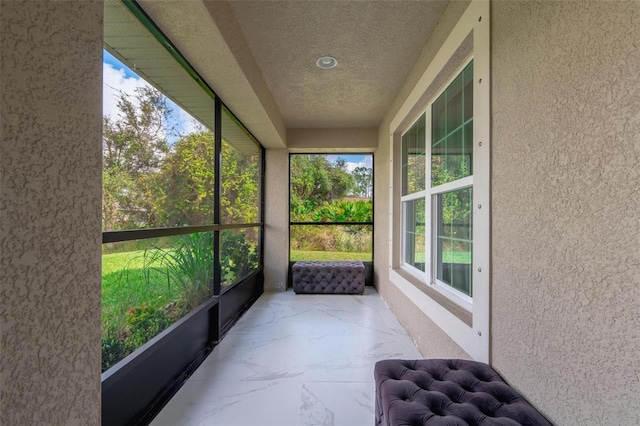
[123,304,174,349]
[221,230,258,285]
[101,302,183,372]
[141,232,214,310]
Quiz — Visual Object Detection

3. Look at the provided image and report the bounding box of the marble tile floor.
[151,287,422,426]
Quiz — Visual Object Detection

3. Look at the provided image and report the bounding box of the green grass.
[290,250,371,261]
[442,251,471,264]
[411,251,471,264]
[102,250,178,331]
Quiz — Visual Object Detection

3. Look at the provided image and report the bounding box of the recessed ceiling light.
[316,56,337,69]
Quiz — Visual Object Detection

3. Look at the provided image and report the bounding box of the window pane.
[446,74,463,132]
[463,64,474,121]
[432,96,446,145]
[431,61,473,187]
[404,198,426,271]
[221,107,260,224]
[402,115,426,195]
[102,53,216,230]
[289,154,372,223]
[290,225,372,262]
[101,233,215,372]
[435,188,472,296]
[221,227,260,290]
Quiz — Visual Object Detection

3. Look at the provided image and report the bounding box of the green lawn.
[290,250,371,261]
[410,251,471,264]
[102,250,177,330]
[442,251,471,264]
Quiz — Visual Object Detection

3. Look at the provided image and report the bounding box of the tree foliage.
[152,131,216,227]
[352,166,373,198]
[103,86,261,230]
[220,142,259,224]
[103,86,171,175]
[290,155,357,217]
[102,86,171,230]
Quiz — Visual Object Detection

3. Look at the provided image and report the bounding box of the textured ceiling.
[136,0,450,147]
[227,0,449,129]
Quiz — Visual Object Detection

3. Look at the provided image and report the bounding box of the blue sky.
[103,50,372,170]
[104,50,137,79]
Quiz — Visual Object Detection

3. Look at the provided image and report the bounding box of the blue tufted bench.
[374,359,552,426]
[292,261,365,294]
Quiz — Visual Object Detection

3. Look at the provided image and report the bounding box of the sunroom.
[1,0,638,425]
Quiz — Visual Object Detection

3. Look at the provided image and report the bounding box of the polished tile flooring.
[151,287,422,426]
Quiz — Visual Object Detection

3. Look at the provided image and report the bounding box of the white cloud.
[326,155,373,172]
[344,156,373,172]
[102,62,150,119]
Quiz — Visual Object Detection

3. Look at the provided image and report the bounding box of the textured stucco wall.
[491,1,640,424]
[375,0,471,359]
[264,149,290,292]
[0,1,103,424]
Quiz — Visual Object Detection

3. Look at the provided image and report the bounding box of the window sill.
[395,267,472,327]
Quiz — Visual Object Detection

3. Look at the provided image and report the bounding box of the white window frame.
[389,0,490,362]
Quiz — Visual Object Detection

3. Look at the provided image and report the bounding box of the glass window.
[431,62,473,187]
[402,115,426,195]
[434,188,472,296]
[400,60,474,301]
[403,198,426,271]
[400,115,427,273]
[431,61,473,298]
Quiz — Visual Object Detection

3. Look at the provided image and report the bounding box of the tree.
[103,86,171,175]
[102,85,261,230]
[102,86,172,230]
[327,158,354,200]
[352,166,373,198]
[289,155,355,218]
[220,140,259,224]
[152,130,216,227]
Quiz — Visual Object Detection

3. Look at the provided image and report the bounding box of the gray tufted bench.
[292,261,365,294]
[375,359,552,426]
